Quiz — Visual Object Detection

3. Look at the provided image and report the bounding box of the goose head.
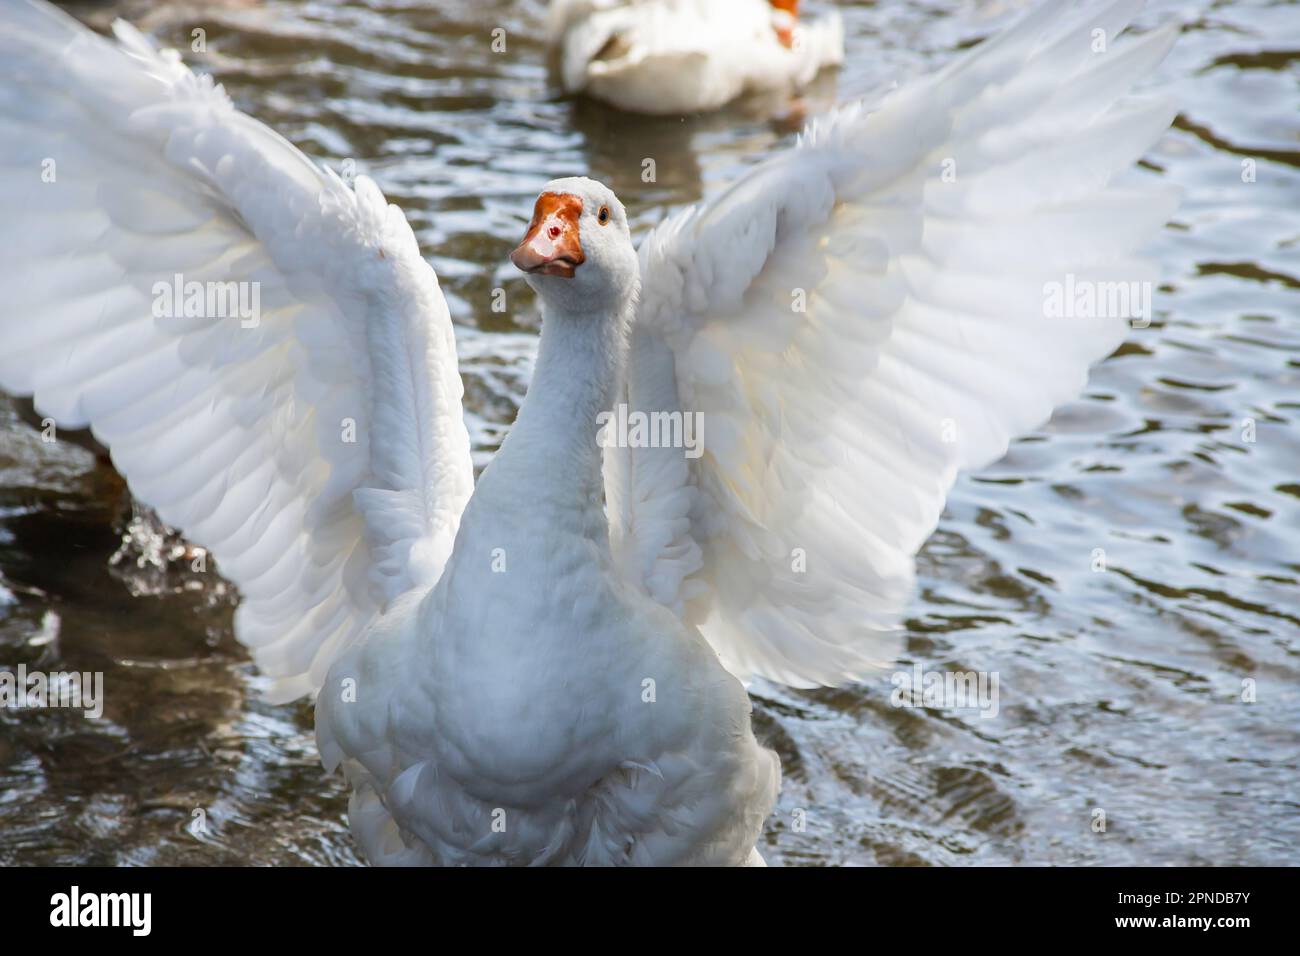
[511,176,638,315]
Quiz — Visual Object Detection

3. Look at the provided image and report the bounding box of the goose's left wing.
[605,0,1179,686]
[0,0,474,702]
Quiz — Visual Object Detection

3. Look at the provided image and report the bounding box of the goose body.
[0,0,1177,865]
[318,229,778,864]
[547,0,843,114]
[322,465,779,865]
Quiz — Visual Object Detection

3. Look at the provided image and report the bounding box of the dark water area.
[0,0,1297,865]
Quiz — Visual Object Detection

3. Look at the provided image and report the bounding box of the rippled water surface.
[1,0,1297,866]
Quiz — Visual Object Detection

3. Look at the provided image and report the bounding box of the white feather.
[609,0,1179,686]
[0,0,474,703]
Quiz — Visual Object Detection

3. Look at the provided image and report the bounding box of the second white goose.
[546,0,844,114]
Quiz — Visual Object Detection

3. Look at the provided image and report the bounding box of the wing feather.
[0,0,474,701]
[609,0,1179,686]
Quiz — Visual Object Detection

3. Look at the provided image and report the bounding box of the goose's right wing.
[0,0,474,702]
[608,0,1179,686]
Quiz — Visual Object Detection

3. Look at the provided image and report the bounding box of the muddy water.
[0,0,1297,865]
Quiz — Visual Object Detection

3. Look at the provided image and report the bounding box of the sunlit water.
[1,0,1297,866]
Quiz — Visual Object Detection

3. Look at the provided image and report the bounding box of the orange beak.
[511,192,585,279]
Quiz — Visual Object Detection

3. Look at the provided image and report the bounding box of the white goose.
[0,0,1177,865]
[547,0,844,114]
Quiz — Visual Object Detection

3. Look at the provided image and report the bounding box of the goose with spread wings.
[0,0,1177,865]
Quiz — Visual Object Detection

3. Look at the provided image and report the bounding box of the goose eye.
[597,205,610,225]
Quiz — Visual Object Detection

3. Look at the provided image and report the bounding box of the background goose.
[547,0,844,114]
[0,0,1177,864]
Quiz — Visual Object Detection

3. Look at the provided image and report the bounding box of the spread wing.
[0,0,474,701]
[605,0,1179,686]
